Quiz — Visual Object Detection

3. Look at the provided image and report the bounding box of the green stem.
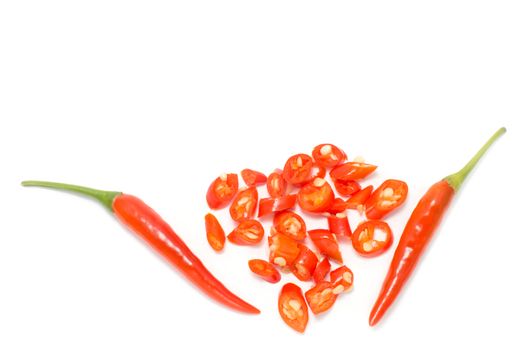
[21,181,121,211]
[444,127,506,192]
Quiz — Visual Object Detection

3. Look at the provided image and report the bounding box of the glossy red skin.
[313,257,331,283]
[206,173,239,209]
[257,195,297,217]
[204,213,225,251]
[227,219,265,245]
[308,229,343,263]
[312,144,347,168]
[327,214,352,237]
[330,162,377,181]
[268,233,301,267]
[113,194,259,314]
[305,281,338,315]
[333,179,361,196]
[330,266,354,291]
[279,283,309,333]
[291,245,318,281]
[283,154,314,185]
[297,179,335,213]
[365,179,408,220]
[267,171,288,198]
[346,185,373,210]
[352,220,393,257]
[229,187,258,222]
[241,168,267,186]
[327,198,349,214]
[248,259,281,283]
[273,210,307,241]
[369,181,455,326]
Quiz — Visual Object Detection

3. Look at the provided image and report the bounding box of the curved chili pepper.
[369,127,505,326]
[21,181,260,315]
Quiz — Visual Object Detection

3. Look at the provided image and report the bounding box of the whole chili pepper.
[369,127,505,326]
[21,181,260,315]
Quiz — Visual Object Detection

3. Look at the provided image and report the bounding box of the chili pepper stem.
[21,180,121,211]
[444,127,506,192]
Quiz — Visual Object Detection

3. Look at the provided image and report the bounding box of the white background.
[1,1,527,349]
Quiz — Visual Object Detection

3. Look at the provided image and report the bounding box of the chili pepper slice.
[333,179,361,197]
[308,164,326,182]
[327,212,352,237]
[229,187,258,222]
[279,283,309,333]
[241,168,267,187]
[248,259,281,283]
[346,185,373,212]
[206,173,239,209]
[268,233,300,268]
[330,266,354,293]
[272,210,306,241]
[297,178,335,213]
[282,154,314,185]
[205,213,226,251]
[327,198,349,214]
[267,171,288,198]
[291,244,318,282]
[228,219,265,245]
[365,180,408,220]
[330,162,377,181]
[305,281,338,315]
[312,144,347,168]
[257,194,297,218]
[352,220,393,257]
[308,229,343,263]
[313,257,331,283]
[22,181,259,314]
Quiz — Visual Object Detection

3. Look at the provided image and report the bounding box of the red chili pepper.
[305,281,338,315]
[21,181,260,314]
[327,212,353,237]
[241,168,267,186]
[267,171,288,198]
[291,244,318,282]
[273,210,307,241]
[206,173,239,209]
[282,153,314,185]
[204,213,226,251]
[308,164,327,183]
[313,257,331,283]
[346,185,373,211]
[369,127,506,326]
[351,220,393,257]
[308,229,343,263]
[327,197,349,214]
[248,259,281,284]
[365,179,408,220]
[279,283,309,333]
[330,161,377,181]
[257,194,297,217]
[330,265,354,293]
[227,219,264,245]
[229,187,258,222]
[333,179,361,197]
[297,177,335,213]
[312,144,347,168]
[268,233,300,268]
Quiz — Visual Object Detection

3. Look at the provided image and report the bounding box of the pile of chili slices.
[205,144,408,332]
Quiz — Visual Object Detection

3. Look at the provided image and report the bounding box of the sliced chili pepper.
[365,179,408,220]
[346,185,373,212]
[313,257,331,283]
[241,168,267,187]
[308,229,343,263]
[266,171,287,198]
[297,177,335,213]
[333,179,361,197]
[330,162,377,181]
[312,144,347,168]
[22,181,259,314]
[308,164,326,182]
[291,244,318,282]
[327,212,352,237]
[204,213,225,251]
[248,259,281,283]
[305,281,338,315]
[272,210,306,241]
[228,219,264,245]
[352,220,393,257]
[268,233,300,268]
[206,173,239,209]
[229,187,258,222]
[282,153,314,185]
[330,266,354,293]
[257,194,297,217]
[278,283,309,333]
[327,198,348,215]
